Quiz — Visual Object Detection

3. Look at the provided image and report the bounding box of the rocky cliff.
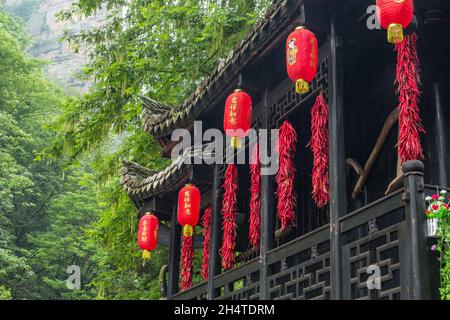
[3,0,106,93]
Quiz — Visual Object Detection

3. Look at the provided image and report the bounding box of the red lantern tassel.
[180,235,194,291]
[309,93,330,208]
[276,121,297,230]
[201,206,211,280]
[249,144,261,249]
[395,33,425,164]
[220,164,238,271]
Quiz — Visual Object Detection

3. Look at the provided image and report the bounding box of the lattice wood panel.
[269,252,331,300]
[341,221,404,300]
[215,262,261,300]
[269,55,329,129]
[267,227,331,300]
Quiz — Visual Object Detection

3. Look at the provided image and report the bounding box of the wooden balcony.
[172,162,441,300]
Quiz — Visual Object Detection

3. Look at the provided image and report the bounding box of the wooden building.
[120,0,450,300]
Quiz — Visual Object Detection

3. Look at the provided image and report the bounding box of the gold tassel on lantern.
[388,23,404,44]
[142,250,151,260]
[183,225,194,237]
[296,79,309,94]
[230,136,242,149]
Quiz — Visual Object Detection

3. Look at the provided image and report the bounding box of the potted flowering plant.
[425,190,449,238]
[426,189,450,300]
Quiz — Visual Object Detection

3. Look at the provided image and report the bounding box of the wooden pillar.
[420,0,449,187]
[168,204,181,299]
[259,83,276,300]
[259,163,275,300]
[431,82,449,186]
[207,164,223,299]
[402,160,432,299]
[328,3,347,301]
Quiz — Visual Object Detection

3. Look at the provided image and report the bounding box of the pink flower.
[432,205,439,211]
[443,204,449,210]
[432,194,439,200]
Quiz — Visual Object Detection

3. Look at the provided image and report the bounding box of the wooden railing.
[172,162,438,300]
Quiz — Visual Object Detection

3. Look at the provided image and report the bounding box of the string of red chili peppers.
[276,121,297,230]
[220,164,238,271]
[395,33,424,163]
[309,93,330,208]
[201,206,211,280]
[180,235,193,290]
[249,144,261,249]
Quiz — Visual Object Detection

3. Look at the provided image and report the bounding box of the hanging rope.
[276,120,297,230]
[309,93,330,208]
[180,235,194,291]
[249,144,261,249]
[395,33,425,163]
[220,164,238,271]
[201,206,211,280]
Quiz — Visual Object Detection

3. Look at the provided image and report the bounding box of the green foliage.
[2,0,274,300]
[48,0,273,159]
[25,167,100,299]
[426,191,450,300]
[0,286,12,300]
[42,0,273,300]
[0,9,99,300]
[434,208,450,300]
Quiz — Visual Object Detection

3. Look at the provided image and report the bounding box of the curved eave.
[120,159,192,205]
[121,144,214,210]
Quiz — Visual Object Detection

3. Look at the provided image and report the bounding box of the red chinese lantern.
[178,184,201,290]
[376,0,414,44]
[286,26,318,94]
[224,89,253,148]
[178,184,201,236]
[138,213,159,260]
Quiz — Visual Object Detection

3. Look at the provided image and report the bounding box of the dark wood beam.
[207,164,223,299]
[259,80,276,300]
[419,10,450,186]
[200,190,213,211]
[168,205,181,299]
[158,224,203,249]
[430,82,449,186]
[352,108,399,199]
[328,1,347,300]
[238,72,264,93]
[137,197,172,221]
[192,165,214,186]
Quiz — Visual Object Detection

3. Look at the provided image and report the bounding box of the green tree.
[0,9,100,300]
[43,0,273,299]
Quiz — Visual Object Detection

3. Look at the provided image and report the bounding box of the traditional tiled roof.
[139,95,173,115]
[140,0,304,137]
[120,144,214,202]
[120,159,191,202]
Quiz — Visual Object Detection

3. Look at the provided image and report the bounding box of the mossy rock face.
[3,0,106,93]
[3,0,43,21]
